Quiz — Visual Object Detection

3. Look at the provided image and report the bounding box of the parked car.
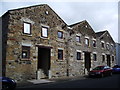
[88,66,113,78]
[0,77,16,90]
[112,65,120,73]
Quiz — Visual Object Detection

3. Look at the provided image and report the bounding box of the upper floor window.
[101,42,105,48]
[106,44,110,50]
[93,40,96,47]
[41,27,48,38]
[111,44,114,50]
[85,38,89,46]
[22,46,30,59]
[76,52,81,60]
[58,49,63,60]
[58,31,63,39]
[23,22,31,34]
[76,36,81,43]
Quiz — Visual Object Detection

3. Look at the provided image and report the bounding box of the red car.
[88,66,113,78]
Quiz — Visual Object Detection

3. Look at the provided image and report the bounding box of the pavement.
[17,75,88,88]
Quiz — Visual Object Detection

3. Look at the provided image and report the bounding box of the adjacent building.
[1,4,116,82]
[116,43,120,65]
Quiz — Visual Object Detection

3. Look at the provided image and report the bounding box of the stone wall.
[2,4,116,81]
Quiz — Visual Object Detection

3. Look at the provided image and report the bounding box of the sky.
[0,0,119,43]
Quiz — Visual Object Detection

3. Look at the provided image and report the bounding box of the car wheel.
[101,73,104,78]
[110,72,112,76]
[2,84,9,90]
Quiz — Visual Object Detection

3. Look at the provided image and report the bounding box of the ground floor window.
[93,54,97,61]
[22,46,30,59]
[112,56,114,62]
[102,55,105,62]
[58,49,63,60]
[76,52,81,60]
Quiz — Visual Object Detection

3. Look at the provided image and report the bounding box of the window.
[41,27,48,38]
[58,31,63,39]
[23,22,31,34]
[93,40,96,47]
[111,44,114,50]
[22,46,30,59]
[85,38,89,46]
[58,49,63,60]
[101,42,105,48]
[76,52,81,60]
[93,54,97,61]
[76,36,81,43]
[106,44,110,50]
[112,56,114,62]
[102,55,105,62]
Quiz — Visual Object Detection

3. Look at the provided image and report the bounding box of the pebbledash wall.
[2,4,116,81]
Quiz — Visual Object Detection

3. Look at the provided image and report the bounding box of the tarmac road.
[16,74,120,89]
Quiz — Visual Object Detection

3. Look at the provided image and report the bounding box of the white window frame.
[58,48,64,60]
[92,39,96,47]
[76,50,82,60]
[101,41,105,48]
[23,22,31,34]
[41,27,48,38]
[106,43,110,50]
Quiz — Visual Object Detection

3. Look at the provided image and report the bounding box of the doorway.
[106,55,111,67]
[84,52,91,72]
[38,47,51,79]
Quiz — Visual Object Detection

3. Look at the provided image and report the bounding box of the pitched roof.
[1,4,67,26]
[96,30,115,43]
[95,30,107,37]
[68,20,86,27]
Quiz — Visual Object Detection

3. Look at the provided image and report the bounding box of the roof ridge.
[68,20,87,27]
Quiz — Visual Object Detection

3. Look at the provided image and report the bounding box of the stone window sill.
[40,36,49,40]
[57,38,65,43]
[22,34,32,37]
[21,58,31,61]
[75,42,82,46]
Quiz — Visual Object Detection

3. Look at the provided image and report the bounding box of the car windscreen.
[93,66,104,70]
[113,65,120,68]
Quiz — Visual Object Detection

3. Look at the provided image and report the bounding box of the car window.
[93,66,104,70]
[104,66,110,70]
[113,65,120,68]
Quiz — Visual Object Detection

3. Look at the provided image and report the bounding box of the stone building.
[2,4,116,81]
[116,43,120,65]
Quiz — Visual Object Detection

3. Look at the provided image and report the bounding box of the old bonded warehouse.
[2,4,116,81]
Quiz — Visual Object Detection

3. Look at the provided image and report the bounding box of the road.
[16,74,120,89]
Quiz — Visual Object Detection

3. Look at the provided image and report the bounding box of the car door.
[103,67,108,75]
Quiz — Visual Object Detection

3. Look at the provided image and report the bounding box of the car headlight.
[11,79,16,83]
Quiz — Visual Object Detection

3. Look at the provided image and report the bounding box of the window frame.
[22,46,30,59]
[23,22,31,35]
[102,55,105,62]
[112,56,114,62]
[41,27,48,38]
[58,49,63,60]
[93,54,97,61]
[76,52,81,60]
[93,40,96,47]
[106,43,110,50]
[76,36,81,43]
[58,31,63,39]
[101,42,105,48]
[85,38,89,46]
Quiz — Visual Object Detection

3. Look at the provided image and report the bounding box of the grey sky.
[0,0,118,43]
